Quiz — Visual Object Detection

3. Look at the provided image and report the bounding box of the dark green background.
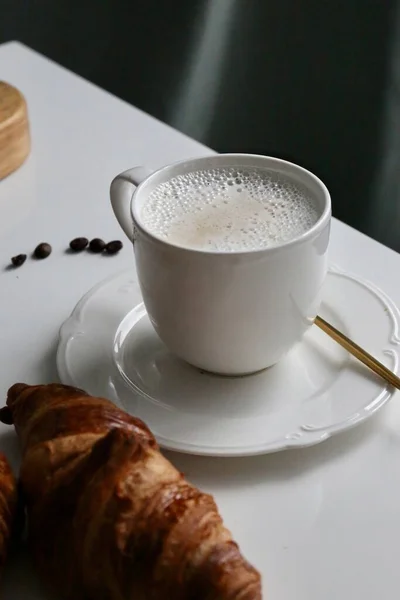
[2,0,399,251]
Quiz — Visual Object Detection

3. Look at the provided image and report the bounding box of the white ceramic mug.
[110,154,331,375]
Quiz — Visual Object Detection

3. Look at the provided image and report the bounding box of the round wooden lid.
[0,81,30,180]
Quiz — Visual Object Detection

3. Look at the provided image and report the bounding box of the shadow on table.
[40,337,61,386]
[0,429,21,474]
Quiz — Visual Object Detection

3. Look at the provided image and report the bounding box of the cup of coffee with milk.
[110,154,331,375]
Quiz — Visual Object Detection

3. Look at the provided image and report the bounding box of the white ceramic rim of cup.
[131,153,331,256]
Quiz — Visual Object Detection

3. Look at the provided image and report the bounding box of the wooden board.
[0,82,30,180]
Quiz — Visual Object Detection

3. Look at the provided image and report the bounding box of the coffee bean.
[89,238,106,253]
[69,237,89,252]
[34,243,52,259]
[105,240,123,254]
[11,254,27,267]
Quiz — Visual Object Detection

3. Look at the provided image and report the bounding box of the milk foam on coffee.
[140,167,319,252]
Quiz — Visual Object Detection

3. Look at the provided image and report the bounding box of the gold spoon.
[314,315,400,390]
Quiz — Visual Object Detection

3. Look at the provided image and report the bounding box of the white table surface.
[1,41,400,599]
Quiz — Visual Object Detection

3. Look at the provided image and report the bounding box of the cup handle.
[110,166,154,242]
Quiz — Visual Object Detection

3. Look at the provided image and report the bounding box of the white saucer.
[57,266,399,457]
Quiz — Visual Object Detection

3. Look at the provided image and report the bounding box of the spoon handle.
[315,315,400,390]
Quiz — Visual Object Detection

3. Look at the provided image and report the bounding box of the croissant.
[1,383,262,599]
[0,452,17,578]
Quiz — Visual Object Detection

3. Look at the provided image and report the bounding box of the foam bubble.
[140,167,319,252]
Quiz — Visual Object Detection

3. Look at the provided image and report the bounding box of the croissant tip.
[3,383,29,421]
[7,383,29,399]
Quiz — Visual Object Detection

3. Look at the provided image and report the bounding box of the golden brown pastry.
[0,452,17,578]
[1,383,262,599]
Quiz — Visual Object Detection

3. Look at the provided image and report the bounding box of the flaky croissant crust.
[0,452,17,577]
[2,383,262,600]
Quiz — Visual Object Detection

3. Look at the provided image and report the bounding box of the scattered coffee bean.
[89,238,106,253]
[11,254,27,267]
[105,240,123,254]
[69,237,89,252]
[34,243,52,259]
